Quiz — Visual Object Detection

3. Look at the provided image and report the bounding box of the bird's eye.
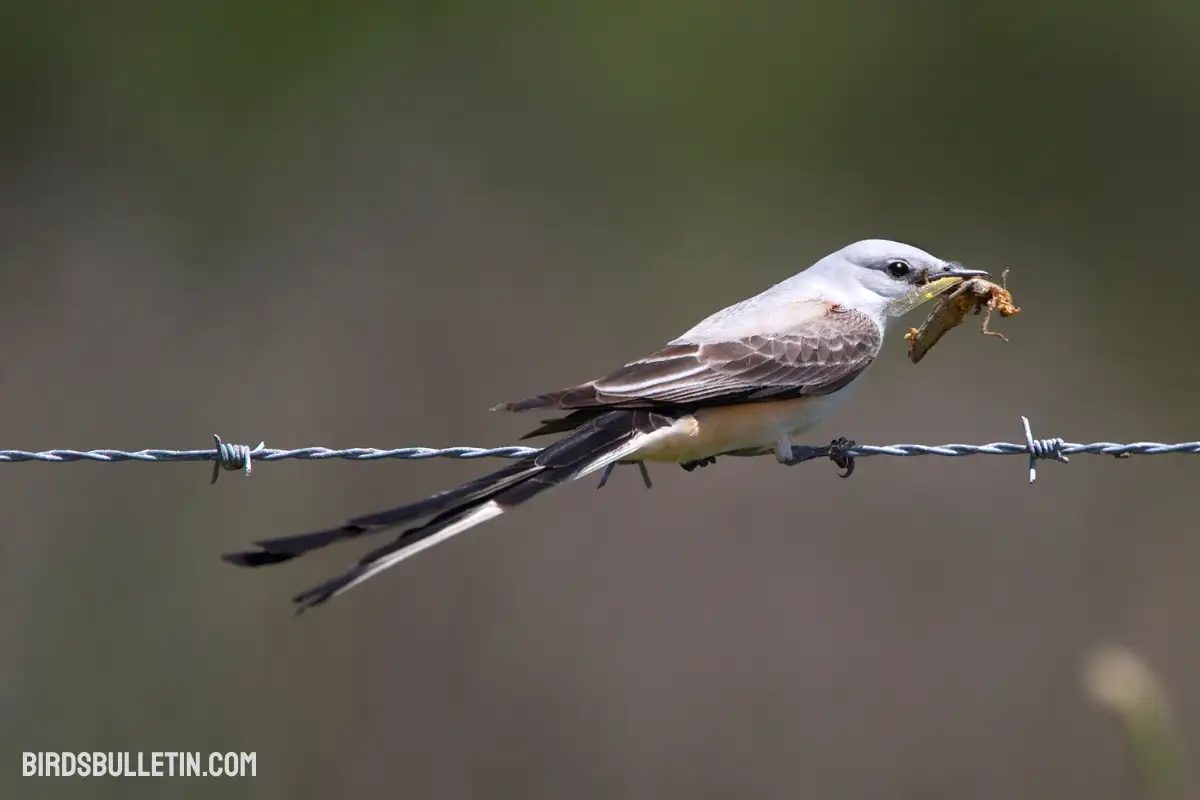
[885,260,911,278]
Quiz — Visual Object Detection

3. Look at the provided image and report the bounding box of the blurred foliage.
[6,0,1200,223]
[1086,645,1191,800]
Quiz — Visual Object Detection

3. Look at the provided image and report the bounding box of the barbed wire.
[0,418,1193,485]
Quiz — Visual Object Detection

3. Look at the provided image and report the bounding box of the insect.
[887,275,968,318]
[903,270,1020,364]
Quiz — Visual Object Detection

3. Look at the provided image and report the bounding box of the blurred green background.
[3,1,1200,797]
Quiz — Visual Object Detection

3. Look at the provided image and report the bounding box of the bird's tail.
[223,409,670,613]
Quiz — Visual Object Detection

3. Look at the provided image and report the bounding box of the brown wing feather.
[496,309,882,421]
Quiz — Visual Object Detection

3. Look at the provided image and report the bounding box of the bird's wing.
[498,305,882,412]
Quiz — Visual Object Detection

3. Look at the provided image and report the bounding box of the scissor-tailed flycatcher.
[224,239,986,612]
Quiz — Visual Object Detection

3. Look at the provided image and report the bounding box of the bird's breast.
[632,395,844,463]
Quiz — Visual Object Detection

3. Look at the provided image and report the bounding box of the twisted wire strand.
[0,417,1194,484]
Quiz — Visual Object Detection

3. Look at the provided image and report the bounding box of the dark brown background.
[2,2,1199,798]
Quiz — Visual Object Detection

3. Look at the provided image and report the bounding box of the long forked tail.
[222,410,665,613]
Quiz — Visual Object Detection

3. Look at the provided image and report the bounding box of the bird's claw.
[680,456,717,472]
[596,461,654,489]
[784,437,857,478]
[828,437,856,478]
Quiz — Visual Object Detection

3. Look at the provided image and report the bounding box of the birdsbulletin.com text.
[23,751,256,778]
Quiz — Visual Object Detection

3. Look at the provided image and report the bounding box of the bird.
[223,239,986,612]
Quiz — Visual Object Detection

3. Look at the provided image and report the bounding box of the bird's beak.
[930,263,989,281]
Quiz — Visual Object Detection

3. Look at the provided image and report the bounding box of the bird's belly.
[633,395,844,463]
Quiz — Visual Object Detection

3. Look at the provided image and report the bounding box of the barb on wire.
[210,434,266,484]
[0,418,1195,485]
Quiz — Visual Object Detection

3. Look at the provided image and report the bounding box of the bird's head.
[810,239,988,316]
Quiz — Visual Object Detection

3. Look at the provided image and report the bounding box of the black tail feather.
[221,459,541,567]
[293,501,506,613]
[516,408,609,440]
[282,411,656,611]
[227,409,673,611]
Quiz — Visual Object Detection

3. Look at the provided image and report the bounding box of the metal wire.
[0,417,1194,484]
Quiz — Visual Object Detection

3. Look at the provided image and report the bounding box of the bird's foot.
[596,461,654,490]
[680,456,717,472]
[827,437,856,478]
[783,437,857,478]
